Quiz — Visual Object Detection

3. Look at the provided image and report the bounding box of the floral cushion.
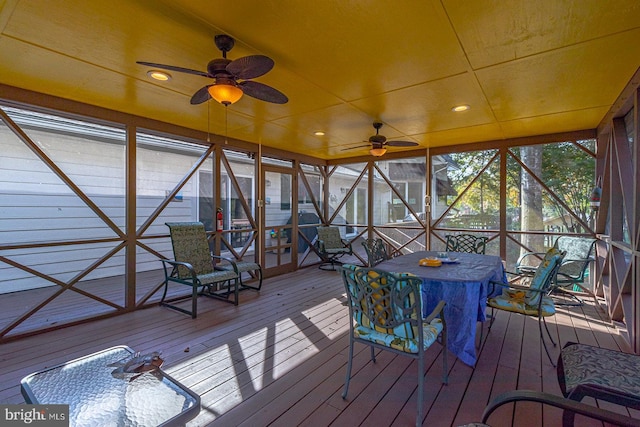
[525,247,564,306]
[341,264,390,333]
[488,292,555,317]
[341,264,442,354]
[354,318,443,353]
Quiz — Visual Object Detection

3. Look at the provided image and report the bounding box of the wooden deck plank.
[0,276,335,401]
[0,266,631,426]
[451,321,504,427]
[391,350,450,427]
[485,311,525,427]
[264,346,365,426]
[539,315,564,427]
[194,303,350,424]
[361,357,419,427]
[334,351,410,427]
[210,334,351,426]
[512,313,544,427]
[295,346,375,427]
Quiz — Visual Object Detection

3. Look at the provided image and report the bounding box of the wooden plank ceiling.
[0,0,639,159]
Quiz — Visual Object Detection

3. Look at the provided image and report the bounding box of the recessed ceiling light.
[147,70,171,81]
[314,131,325,136]
[452,104,470,112]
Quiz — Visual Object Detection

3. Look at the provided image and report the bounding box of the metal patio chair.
[361,237,391,267]
[462,389,640,427]
[516,236,596,305]
[315,226,353,270]
[160,222,240,318]
[557,341,640,426]
[339,264,448,427]
[445,234,488,254]
[488,247,566,365]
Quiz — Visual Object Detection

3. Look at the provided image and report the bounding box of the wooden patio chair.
[160,222,240,318]
[488,247,566,365]
[361,237,391,267]
[315,226,353,270]
[339,264,448,427]
[516,235,596,305]
[445,234,488,254]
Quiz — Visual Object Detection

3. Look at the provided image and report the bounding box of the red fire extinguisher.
[216,208,223,232]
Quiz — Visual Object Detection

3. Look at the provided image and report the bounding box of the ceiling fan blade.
[190,86,212,105]
[386,140,419,147]
[341,144,371,151]
[137,61,211,78]
[239,81,288,104]
[227,55,274,80]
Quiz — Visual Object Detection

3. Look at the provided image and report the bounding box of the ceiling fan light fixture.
[369,147,387,157]
[208,83,243,105]
[147,70,171,81]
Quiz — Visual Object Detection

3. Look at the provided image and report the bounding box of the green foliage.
[447,149,500,216]
[444,140,595,233]
[540,141,595,231]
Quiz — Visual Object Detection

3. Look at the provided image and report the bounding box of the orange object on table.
[419,258,442,267]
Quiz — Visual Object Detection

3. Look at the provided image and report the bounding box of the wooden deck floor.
[0,266,631,426]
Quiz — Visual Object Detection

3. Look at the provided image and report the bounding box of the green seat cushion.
[196,270,237,286]
[325,247,351,254]
[218,261,260,273]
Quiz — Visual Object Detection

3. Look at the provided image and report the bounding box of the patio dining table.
[376,251,506,366]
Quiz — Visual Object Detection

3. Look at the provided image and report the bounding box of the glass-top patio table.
[376,251,506,366]
[21,346,200,427]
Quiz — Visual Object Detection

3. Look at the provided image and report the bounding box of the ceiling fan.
[137,34,288,105]
[343,122,419,156]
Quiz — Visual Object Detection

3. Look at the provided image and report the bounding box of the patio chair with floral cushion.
[160,222,240,318]
[339,264,448,427]
[488,247,566,365]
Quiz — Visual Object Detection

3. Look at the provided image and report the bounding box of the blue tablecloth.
[376,251,506,366]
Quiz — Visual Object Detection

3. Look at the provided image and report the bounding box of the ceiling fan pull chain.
[224,105,228,145]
